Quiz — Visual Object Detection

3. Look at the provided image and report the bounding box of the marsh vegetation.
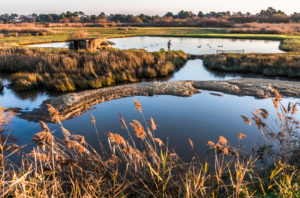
[0,48,187,92]
[202,53,300,78]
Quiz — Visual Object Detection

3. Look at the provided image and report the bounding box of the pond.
[29,36,284,55]
[5,37,293,162]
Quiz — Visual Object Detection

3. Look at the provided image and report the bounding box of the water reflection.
[168,59,265,81]
[0,87,50,111]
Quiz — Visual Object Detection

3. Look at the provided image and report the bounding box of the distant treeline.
[1,7,300,26]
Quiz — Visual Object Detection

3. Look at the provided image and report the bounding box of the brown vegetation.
[68,30,89,40]
[0,96,299,197]
[280,39,300,52]
[0,23,55,37]
[0,48,187,92]
[153,17,233,27]
[202,53,300,77]
[228,23,300,34]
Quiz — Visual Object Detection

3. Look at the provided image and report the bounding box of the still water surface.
[30,36,284,55]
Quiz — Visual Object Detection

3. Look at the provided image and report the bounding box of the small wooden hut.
[67,38,115,51]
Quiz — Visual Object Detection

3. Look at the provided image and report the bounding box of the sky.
[1,0,300,15]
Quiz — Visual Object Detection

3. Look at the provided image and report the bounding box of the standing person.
[167,40,172,51]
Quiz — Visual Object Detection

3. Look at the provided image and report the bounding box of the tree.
[291,12,300,22]
[198,11,204,18]
[98,12,106,19]
[177,10,194,19]
[90,15,97,22]
[164,12,174,18]
[259,7,286,17]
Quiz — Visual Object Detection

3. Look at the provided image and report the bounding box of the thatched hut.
[67,38,115,51]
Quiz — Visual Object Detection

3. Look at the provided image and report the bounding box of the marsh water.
[6,37,295,161]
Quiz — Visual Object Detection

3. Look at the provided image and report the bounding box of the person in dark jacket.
[167,40,172,51]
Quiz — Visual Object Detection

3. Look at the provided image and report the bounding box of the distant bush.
[228,23,300,34]
[152,17,233,27]
[0,23,55,37]
[280,39,300,52]
[68,31,89,40]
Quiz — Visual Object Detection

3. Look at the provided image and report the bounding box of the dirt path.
[19,78,300,122]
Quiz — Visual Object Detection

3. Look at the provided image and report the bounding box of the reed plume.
[130,120,147,140]
[150,117,157,131]
[134,99,142,112]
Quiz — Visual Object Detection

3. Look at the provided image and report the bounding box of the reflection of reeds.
[0,96,299,197]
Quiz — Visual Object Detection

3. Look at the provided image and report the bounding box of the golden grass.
[0,94,299,197]
[0,48,187,92]
[202,53,300,78]
[0,23,55,37]
[68,30,89,40]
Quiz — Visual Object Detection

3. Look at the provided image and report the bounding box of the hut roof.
[67,38,115,46]
[66,38,95,42]
[100,40,111,46]
[108,41,116,45]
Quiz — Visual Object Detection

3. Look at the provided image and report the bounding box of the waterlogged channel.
[5,37,293,161]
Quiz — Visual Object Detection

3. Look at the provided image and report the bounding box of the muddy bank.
[20,78,300,122]
[193,78,300,98]
[20,81,200,122]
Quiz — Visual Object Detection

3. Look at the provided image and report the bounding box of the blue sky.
[2,0,300,15]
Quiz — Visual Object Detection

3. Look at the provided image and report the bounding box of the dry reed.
[0,48,187,92]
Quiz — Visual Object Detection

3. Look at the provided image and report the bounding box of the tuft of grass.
[11,72,43,91]
[280,38,300,52]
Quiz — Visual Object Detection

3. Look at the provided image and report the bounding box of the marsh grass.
[280,39,300,52]
[0,48,187,92]
[0,24,55,37]
[228,23,300,35]
[203,53,300,77]
[0,91,299,197]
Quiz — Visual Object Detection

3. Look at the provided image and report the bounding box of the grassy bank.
[280,38,300,52]
[0,27,227,46]
[1,94,299,197]
[0,26,299,46]
[202,53,300,77]
[0,48,187,92]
